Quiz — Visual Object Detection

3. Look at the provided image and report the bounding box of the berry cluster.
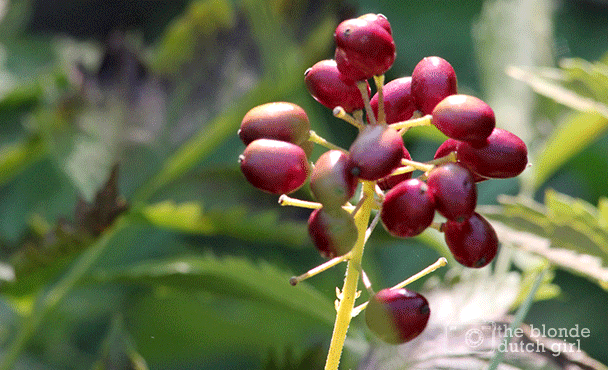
[238,13,528,351]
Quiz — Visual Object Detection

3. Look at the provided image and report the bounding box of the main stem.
[324,181,375,370]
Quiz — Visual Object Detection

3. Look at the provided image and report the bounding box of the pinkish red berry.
[239,102,310,146]
[431,95,495,146]
[411,56,457,114]
[381,179,436,238]
[308,207,357,258]
[456,128,528,179]
[443,212,498,268]
[370,77,416,124]
[357,13,391,34]
[239,139,309,194]
[426,163,477,222]
[365,288,430,344]
[434,139,489,183]
[304,59,368,113]
[348,124,405,181]
[310,150,358,212]
[334,17,396,80]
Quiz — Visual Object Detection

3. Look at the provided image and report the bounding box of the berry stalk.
[324,180,375,370]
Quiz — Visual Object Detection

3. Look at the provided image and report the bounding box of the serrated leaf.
[480,191,608,289]
[506,65,608,189]
[141,201,214,234]
[89,253,335,326]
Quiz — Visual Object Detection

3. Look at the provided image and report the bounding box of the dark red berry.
[456,128,528,179]
[334,17,396,80]
[365,288,430,344]
[308,207,357,258]
[304,59,368,113]
[349,125,405,181]
[426,163,477,222]
[411,56,457,114]
[239,139,309,194]
[381,179,435,238]
[370,77,416,124]
[377,149,413,191]
[239,102,310,146]
[434,139,489,183]
[443,212,498,268]
[310,150,358,212]
[431,95,495,146]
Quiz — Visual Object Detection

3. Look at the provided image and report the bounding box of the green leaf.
[532,110,608,190]
[140,201,308,248]
[94,254,339,366]
[90,253,336,326]
[506,65,608,189]
[0,137,46,187]
[140,201,214,234]
[480,190,608,289]
[91,316,149,370]
[559,58,608,104]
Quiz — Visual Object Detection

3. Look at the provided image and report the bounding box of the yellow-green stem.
[324,181,375,370]
[373,75,386,124]
[308,130,348,152]
[357,81,376,125]
[389,114,432,132]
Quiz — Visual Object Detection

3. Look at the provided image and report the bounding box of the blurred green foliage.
[0,0,607,369]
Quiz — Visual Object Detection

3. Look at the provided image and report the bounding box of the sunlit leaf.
[0,137,46,187]
[532,110,608,190]
[506,65,608,189]
[141,201,214,234]
[559,58,608,104]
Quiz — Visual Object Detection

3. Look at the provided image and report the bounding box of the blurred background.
[0,0,608,369]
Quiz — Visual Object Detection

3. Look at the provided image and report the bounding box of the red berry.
[434,138,460,160]
[431,95,495,146]
[308,207,357,258]
[443,212,498,268]
[239,102,310,146]
[310,150,358,212]
[376,149,413,191]
[370,77,416,124]
[381,179,435,238]
[456,128,528,179]
[239,139,309,194]
[426,163,477,222]
[334,17,396,80]
[411,56,457,114]
[348,125,405,181]
[434,139,490,183]
[304,59,368,113]
[365,288,430,344]
[335,47,369,83]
